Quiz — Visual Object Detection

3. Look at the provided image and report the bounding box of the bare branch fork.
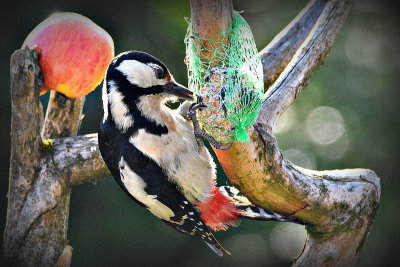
[4,0,380,266]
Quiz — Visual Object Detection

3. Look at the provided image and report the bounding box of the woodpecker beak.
[163,81,193,101]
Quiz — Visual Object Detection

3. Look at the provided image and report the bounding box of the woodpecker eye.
[147,63,165,79]
[154,67,164,79]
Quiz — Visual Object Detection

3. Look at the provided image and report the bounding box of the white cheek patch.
[119,157,175,221]
[116,60,167,88]
[108,80,134,132]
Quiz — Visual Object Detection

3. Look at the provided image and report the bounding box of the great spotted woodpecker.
[99,51,305,256]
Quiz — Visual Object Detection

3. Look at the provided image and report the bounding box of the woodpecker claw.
[188,103,233,150]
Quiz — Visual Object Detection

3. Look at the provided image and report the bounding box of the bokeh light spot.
[306,106,345,145]
[345,27,383,72]
[316,132,349,161]
[269,223,306,260]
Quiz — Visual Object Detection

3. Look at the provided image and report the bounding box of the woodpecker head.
[102,51,193,132]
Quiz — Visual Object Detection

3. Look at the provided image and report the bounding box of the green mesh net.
[185,12,263,144]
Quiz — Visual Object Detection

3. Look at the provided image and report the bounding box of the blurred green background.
[1,0,399,266]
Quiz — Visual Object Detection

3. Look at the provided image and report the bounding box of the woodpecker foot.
[187,103,233,150]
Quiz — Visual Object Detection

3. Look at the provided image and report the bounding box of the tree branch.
[41,91,85,139]
[48,134,110,186]
[259,0,353,130]
[208,0,380,266]
[189,0,233,69]
[190,0,233,39]
[5,48,91,266]
[5,48,44,265]
[259,0,327,90]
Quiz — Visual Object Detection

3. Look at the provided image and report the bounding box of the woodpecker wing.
[117,141,230,256]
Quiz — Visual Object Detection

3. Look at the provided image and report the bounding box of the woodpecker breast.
[130,97,215,204]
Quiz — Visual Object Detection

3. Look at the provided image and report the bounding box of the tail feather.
[218,186,308,226]
[204,239,231,257]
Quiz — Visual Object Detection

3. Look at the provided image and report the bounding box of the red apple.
[22,12,114,98]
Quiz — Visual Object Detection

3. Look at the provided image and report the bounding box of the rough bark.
[189,0,233,68]
[190,0,233,40]
[5,0,380,266]
[41,91,85,139]
[30,74,86,267]
[4,49,106,266]
[50,134,109,186]
[5,47,43,265]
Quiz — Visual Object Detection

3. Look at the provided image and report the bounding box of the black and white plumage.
[99,51,230,256]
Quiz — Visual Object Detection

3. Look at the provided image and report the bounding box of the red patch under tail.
[196,187,240,231]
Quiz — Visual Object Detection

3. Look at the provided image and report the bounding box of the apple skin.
[22,12,114,98]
